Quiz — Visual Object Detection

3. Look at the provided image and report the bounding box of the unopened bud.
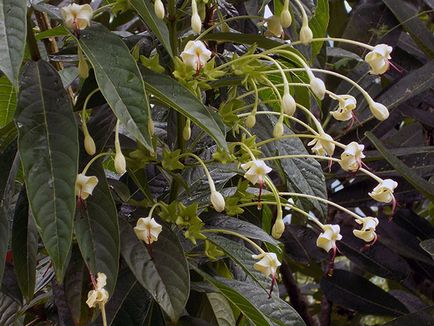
[273,120,284,138]
[299,24,313,45]
[370,102,389,121]
[183,124,191,140]
[280,9,292,28]
[210,191,225,212]
[114,150,126,175]
[154,0,165,19]
[271,219,285,239]
[310,77,326,100]
[84,133,96,156]
[282,92,296,116]
[245,114,256,128]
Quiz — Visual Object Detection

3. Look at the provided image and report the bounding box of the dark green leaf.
[321,269,409,316]
[75,24,152,150]
[0,0,27,86]
[383,0,434,58]
[128,0,173,57]
[12,189,38,302]
[0,291,21,325]
[0,147,18,283]
[384,306,434,325]
[206,293,236,326]
[309,0,329,58]
[0,76,16,128]
[120,219,189,322]
[141,68,228,151]
[204,215,279,246]
[420,239,434,259]
[75,162,120,295]
[366,132,434,201]
[16,60,79,281]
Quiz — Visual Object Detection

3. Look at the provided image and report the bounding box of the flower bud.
[280,9,292,28]
[245,114,256,128]
[273,120,284,138]
[281,92,296,116]
[299,24,313,45]
[267,15,283,37]
[271,219,285,239]
[148,118,155,135]
[154,0,165,19]
[191,13,202,33]
[84,133,96,156]
[114,151,126,175]
[78,48,89,79]
[183,123,191,140]
[210,191,225,212]
[310,77,326,100]
[369,102,389,121]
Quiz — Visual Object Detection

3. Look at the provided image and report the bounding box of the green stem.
[179,152,216,192]
[202,229,265,254]
[82,152,113,174]
[290,37,375,50]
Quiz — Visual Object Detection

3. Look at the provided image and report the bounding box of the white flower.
[75,173,98,200]
[339,142,365,172]
[180,40,212,70]
[309,77,326,100]
[241,160,272,185]
[154,0,165,19]
[210,191,225,212]
[365,44,393,75]
[86,272,109,308]
[267,15,283,37]
[330,94,357,121]
[369,179,398,203]
[370,102,389,121]
[353,217,379,243]
[316,224,342,253]
[281,92,296,116]
[60,4,93,30]
[299,24,313,45]
[280,9,292,28]
[308,133,335,157]
[134,217,163,245]
[252,252,281,278]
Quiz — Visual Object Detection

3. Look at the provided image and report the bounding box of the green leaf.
[128,0,173,57]
[206,293,236,326]
[11,189,38,302]
[0,146,18,283]
[75,162,120,296]
[141,68,228,151]
[366,132,434,201]
[321,269,409,316]
[420,239,434,259]
[383,0,434,58]
[15,60,79,281]
[309,0,329,58]
[192,268,272,325]
[119,219,189,322]
[0,76,16,128]
[254,114,327,218]
[75,23,152,150]
[0,0,27,86]
[384,306,434,326]
[0,291,21,325]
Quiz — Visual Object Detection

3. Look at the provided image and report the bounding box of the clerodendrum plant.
[0,0,405,325]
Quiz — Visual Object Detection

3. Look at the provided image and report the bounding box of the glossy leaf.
[75,24,152,150]
[207,293,236,326]
[128,0,173,57]
[141,68,228,151]
[0,146,18,283]
[75,162,120,296]
[0,0,27,86]
[309,0,329,58]
[0,76,16,128]
[11,189,38,302]
[420,239,434,259]
[321,269,408,316]
[15,60,79,281]
[366,132,434,201]
[384,306,434,325]
[120,219,189,322]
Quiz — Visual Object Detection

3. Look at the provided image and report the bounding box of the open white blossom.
[252,252,281,278]
[339,142,365,172]
[365,44,393,75]
[60,4,93,30]
[316,224,342,253]
[134,217,163,244]
[353,217,379,243]
[86,272,109,308]
[330,94,357,121]
[369,179,398,203]
[180,40,212,70]
[308,133,335,157]
[75,174,98,200]
[241,160,272,185]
